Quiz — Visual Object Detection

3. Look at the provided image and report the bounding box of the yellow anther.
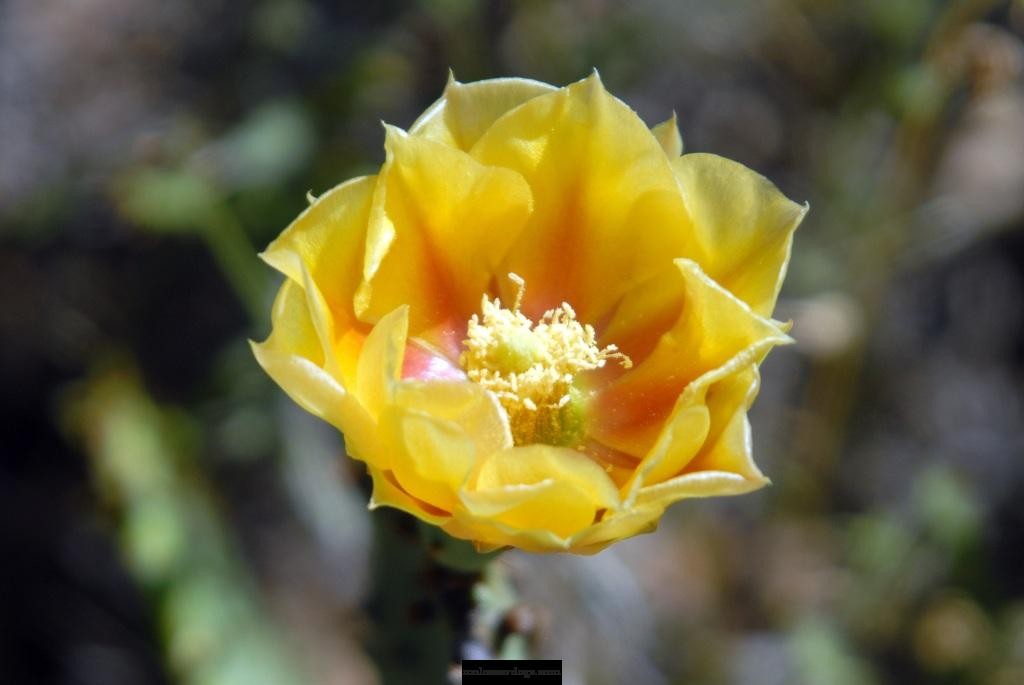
[508,272,526,311]
[461,274,631,446]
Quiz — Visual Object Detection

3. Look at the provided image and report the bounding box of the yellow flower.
[252,74,806,554]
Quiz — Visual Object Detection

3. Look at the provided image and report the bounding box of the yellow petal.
[623,360,765,504]
[367,466,450,524]
[460,480,595,539]
[651,112,683,158]
[673,153,807,316]
[631,365,770,509]
[251,282,377,463]
[258,176,376,389]
[260,175,375,329]
[258,278,324,363]
[393,380,512,450]
[355,305,408,418]
[443,515,570,553]
[410,74,557,151]
[682,365,766,479]
[621,401,710,495]
[355,126,533,339]
[294,261,346,381]
[594,263,687,369]
[460,444,620,539]
[592,258,791,458]
[635,470,768,510]
[382,381,511,512]
[567,504,664,554]
[470,73,694,323]
[266,237,338,379]
[449,497,663,554]
[470,444,620,507]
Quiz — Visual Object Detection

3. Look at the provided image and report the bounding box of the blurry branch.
[202,206,268,326]
[858,0,1005,274]
[113,99,317,329]
[841,463,983,642]
[891,0,1005,200]
[364,510,528,685]
[61,363,311,685]
[114,168,266,326]
[790,616,879,685]
[786,0,1006,506]
[365,509,475,685]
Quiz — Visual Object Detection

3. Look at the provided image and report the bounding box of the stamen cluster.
[461,275,631,446]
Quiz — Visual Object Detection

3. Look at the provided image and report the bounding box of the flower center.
[461,274,631,447]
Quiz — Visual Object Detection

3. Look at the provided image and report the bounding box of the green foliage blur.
[3,1,1024,684]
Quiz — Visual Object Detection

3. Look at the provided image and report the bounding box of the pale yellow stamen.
[461,274,632,447]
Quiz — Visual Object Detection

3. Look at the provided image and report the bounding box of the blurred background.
[3,1,1024,683]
